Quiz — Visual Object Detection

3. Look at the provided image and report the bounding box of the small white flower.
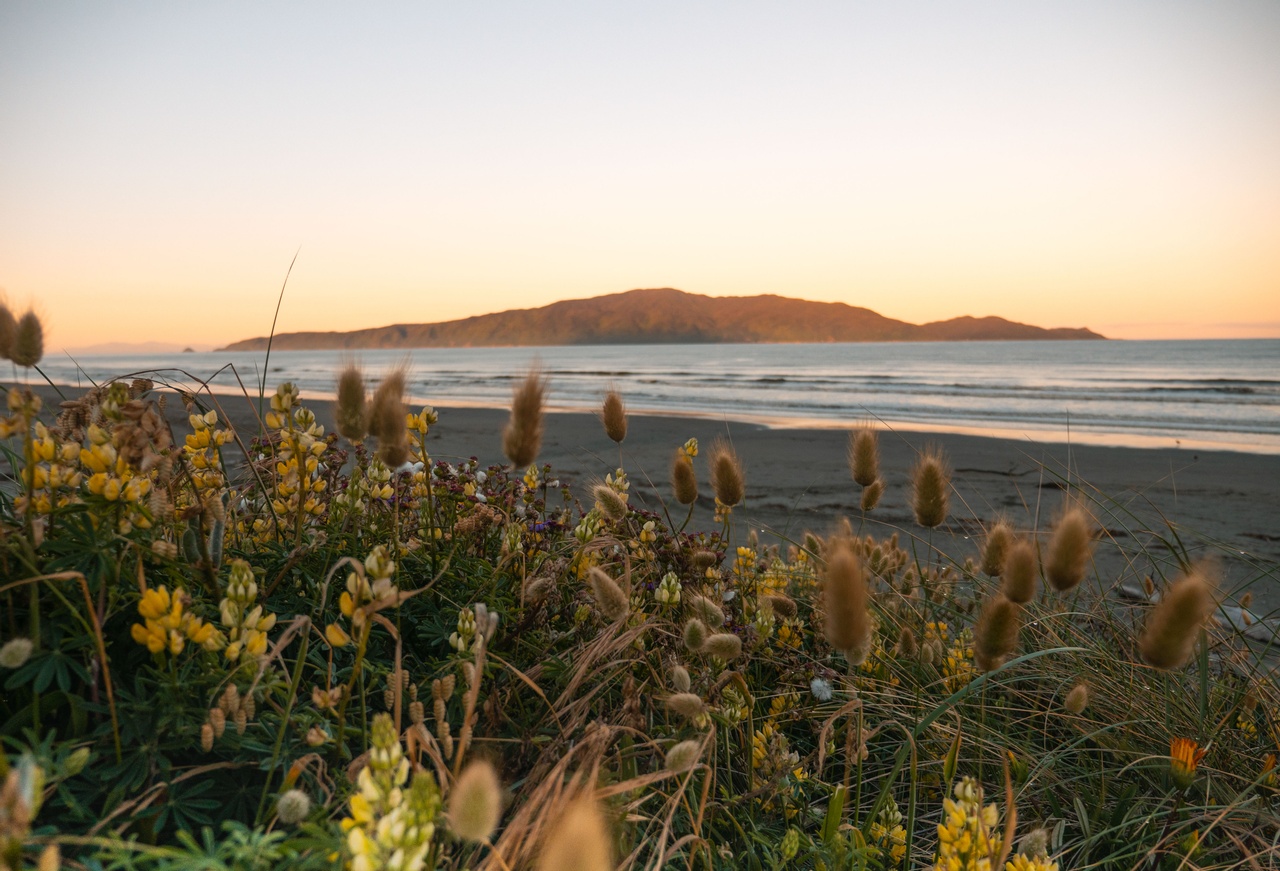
[810,677,833,702]
[475,471,487,484]
[475,493,487,503]
[0,638,34,669]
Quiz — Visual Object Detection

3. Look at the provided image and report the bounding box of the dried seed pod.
[209,707,226,738]
[537,797,613,871]
[708,438,745,508]
[1001,538,1038,604]
[665,692,706,719]
[973,593,1021,672]
[848,426,879,488]
[981,520,1014,577]
[449,759,503,843]
[601,390,627,443]
[1139,562,1217,670]
[671,451,698,505]
[704,632,742,661]
[665,739,702,772]
[588,567,629,622]
[1063,683,1089,714]
[503,368,547,468]
[683,618,708,652]
[823,539,870,661]
[1045,505,1094,593]
[860,479,884,512]
[688,594,725,629]
[335,362,368,442]
[910,445,950,528]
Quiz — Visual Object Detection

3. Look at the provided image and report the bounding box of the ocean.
[42,339,1280,454]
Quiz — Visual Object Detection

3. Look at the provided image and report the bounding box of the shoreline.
[32,377,1280,457]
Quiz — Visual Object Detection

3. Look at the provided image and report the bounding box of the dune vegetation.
[0,307,1276,871]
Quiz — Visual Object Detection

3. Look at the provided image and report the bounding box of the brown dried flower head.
[335,362,368,442]
[973,593,1021,672]
[601,389,627,444]
[981,520,1014,577]
[0,302,14,361]
[860,479,884,512]
[1063,683,1089,714]
[1001,538,1038,605]
[1044,504,1094,593]
[504,368,547,468]
[671,451,698,505]
[848,425,880,488]
[448,759,503,843]
[823,538,871,661]
[537,797,613,871]
[588,567,629,622]
[704,632,743,661]
[1139,562,1217,671]
[665,692,705,719]
[12,309,43,368]
[911,445,950,528]
[368,367,409,467]
[709,438,744,508]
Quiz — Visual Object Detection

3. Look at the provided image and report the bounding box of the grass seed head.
[1063,683,1089,714]
[683,618,708,652]
[601,389,627,444]
[1001,538,1038,604]
[369,367,409,466]
[709,438,745,508]
[449,759,503,843]
[704,632,742,660]
[0,303,14,361]
[592,483,629,523]
[666,739,702,772]
[911,445,950,528]
[537,797,613,871]
[765,593,797,620]
[848,426,880,488]
[671,451,699,505]
[503,368,547,468]
[1139,562,1217,671]
[823,539,871,661]
[666,692,705,719]
[860,479,884,512]
[669,664,691,693]
[689,594,725,629]
[981,520,1014,577]
[973,593,1021,672]
[12,309,43,368]
[588,567,629,622]
[1045,505,1094,593]
[335,362,368,442]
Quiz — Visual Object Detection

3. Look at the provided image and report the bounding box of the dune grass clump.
[0,335,1276,871]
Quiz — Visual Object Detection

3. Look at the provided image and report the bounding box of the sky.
[2,1,1278,351]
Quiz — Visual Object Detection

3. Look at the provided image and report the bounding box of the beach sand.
[26,382,1280,621]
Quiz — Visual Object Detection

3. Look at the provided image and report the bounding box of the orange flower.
[1170,737,1206,790]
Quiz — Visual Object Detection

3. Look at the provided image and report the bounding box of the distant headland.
[218,288,1105,351]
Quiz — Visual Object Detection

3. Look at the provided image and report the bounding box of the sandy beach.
[23,381,1280,620]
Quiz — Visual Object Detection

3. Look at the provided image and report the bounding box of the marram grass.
[0,356,1276,871]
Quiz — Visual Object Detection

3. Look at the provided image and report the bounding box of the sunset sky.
[2,1,1278,351]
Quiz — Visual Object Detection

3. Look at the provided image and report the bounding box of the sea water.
[42,339,1280,453]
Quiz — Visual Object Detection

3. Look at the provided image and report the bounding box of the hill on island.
[218,288,1104,351]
